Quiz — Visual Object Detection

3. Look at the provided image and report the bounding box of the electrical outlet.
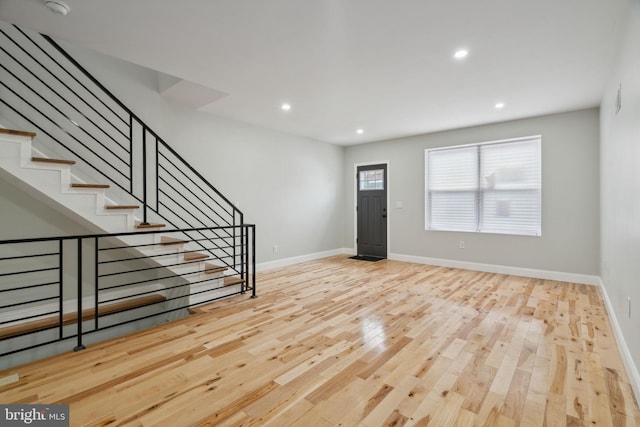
[459,241,465,249]
[273,245,278,254]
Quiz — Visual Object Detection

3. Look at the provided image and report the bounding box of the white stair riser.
[191,278,224,291]
[189,284,242,306]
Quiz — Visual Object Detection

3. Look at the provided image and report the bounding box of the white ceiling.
[0,0,630,145]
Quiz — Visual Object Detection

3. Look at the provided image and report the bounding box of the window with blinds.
[425,136,541,236]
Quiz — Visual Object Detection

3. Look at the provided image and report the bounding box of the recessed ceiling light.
[44,0,70,15]
[356,129,364,135]
[454,49,469,60]
[281,103,291,111]
[495,102,505,109]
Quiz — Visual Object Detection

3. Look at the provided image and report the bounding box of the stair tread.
[0,294,166,340]
[224,276,244,286]
[184,252,209,262]
[106,205,140,210]
[71,183,110,189]
[95,294,166,317]
[0,128,36,138]
[137,223,166,229]
[204,263,227,274]
[160,236,188,246]
[31,156,76,165]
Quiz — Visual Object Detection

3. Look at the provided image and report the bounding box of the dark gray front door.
[357,164,387,258]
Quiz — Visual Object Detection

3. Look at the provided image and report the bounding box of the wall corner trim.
[597,277,640,404]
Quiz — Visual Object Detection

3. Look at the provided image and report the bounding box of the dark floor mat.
[349,255,384,262]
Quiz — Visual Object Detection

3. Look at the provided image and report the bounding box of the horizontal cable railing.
[0,225,256,358]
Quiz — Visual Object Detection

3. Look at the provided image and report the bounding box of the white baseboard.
[388,252,600,286]
[258,248,599,285]
[596,278,640,403]
[256,248,352,272]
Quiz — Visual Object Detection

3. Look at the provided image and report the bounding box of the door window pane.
[359,169,384,190]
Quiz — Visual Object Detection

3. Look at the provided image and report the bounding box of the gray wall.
[345,108,600,275]
[600,0,640,386]
[50,41,346,264]
[160,105,345,263]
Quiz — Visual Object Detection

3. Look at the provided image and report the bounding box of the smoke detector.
[45,0,70,16]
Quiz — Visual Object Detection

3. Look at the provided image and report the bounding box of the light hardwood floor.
[1,256,639,426]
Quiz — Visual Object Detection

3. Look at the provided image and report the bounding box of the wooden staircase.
[24,150,165,230]
[0,128,241,285]
[0,21,252,368]
[0,127,245,342]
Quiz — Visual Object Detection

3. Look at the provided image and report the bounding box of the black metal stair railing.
[0,22,249,273]
[0,21,256,360]
[0,225,256,359]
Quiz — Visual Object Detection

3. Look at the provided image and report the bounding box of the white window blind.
[426,145,478,232]
[425,136,541,236]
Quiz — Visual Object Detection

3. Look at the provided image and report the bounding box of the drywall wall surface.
[160,101,345,262]
[57,41,345,263]
[345,108,600,275]
[600,0,640,387]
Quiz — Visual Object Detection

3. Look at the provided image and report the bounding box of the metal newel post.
[240,223,245,294]
[74,238,85,351]
[58,239,63,340]
[251,225,257,299]
[141,130,149,225]
[94,237,99,331]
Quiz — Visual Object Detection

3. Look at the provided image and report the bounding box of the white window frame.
[425,135,541,236]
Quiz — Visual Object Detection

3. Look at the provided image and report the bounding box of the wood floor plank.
[0,256,638,426]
